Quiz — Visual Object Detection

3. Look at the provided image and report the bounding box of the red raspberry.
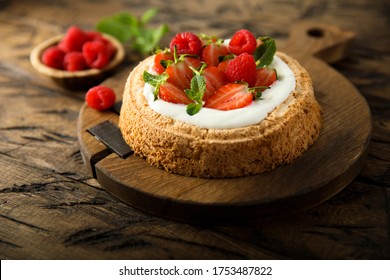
[58,25,89,53]
[85,31,116,59]
[82,41,110,69]
[85,30,103,41]
[228,29,257,55]
[42,46,65,69]
[63,52,87,71]
[169,32,202,56]
[85,85,116,111]
[225,53,257,87]
[98,37,116,59]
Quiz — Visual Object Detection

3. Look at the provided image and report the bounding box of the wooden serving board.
[77,22,371,224]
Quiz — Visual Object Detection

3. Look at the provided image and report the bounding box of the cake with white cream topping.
[119,30,322,178]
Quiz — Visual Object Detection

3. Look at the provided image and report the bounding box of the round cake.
[119,30,322,178]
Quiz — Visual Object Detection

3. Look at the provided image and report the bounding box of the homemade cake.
[119,30,322,178]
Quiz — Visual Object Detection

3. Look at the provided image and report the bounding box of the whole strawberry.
[225,53,257,87]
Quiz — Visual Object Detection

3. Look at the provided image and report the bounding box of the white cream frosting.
[143,55,296,129]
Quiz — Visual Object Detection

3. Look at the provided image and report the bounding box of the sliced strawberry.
[202,66,229,101]
[217,58,232,75]
[166,56,201,90]
[200,42,229,67]
[204,83,253,110]
[153,51,174,74]
[159,82,193,104]
[255,67,277,87]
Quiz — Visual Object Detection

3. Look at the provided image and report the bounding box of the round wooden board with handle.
[77,22,371,224]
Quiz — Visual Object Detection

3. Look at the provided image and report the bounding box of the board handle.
[283,21,355,64]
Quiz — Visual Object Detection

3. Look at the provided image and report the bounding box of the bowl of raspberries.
[30,25,125,89]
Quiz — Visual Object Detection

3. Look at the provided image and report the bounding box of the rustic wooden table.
[0,0,389,260]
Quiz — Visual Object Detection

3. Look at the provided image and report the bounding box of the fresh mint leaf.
[186,103,202,116]
[185,75,206,102]
[141,8,158,25]
[96,8,169,55]
[254,37,276,68]
[143,71,168,100]
[150,24,169,48]
[133,24,169,54]
[113,12,137,26]
[96,17,132,43]
[184,89,195,101]
[160,58,170,69]
[184,74,206,116]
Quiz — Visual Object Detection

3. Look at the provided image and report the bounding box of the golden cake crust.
[119,52,322,178]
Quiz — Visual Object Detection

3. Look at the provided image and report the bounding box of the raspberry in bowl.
[30,26,125,90]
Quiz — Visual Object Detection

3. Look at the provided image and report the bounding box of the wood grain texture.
[0,0,389,259]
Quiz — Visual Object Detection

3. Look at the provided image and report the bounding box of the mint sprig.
[185,75,206,115]
[185,64,207,116]
[96,8,169,55]
[254,37,276,68]
[143,71,168,101]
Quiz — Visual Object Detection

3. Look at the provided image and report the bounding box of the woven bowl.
[30,33,125,90]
